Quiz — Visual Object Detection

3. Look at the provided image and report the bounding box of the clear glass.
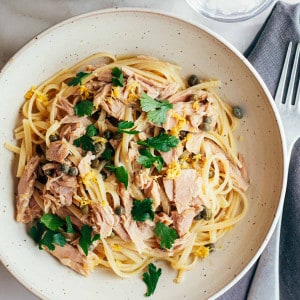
[186,0,275,22]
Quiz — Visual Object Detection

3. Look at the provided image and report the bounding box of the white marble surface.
[0,0,298,299]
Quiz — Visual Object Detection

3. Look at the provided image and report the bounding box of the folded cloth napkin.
[218,2,300,300]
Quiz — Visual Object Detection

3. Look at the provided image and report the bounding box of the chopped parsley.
[74,134,95,152]
[30,215,100,255]
[111,67,124,87]
[86,124,99,137]
[74,100,94,117]
[154,222,178,250]
[40,213,65,231]
[137,148,164,172]
[68,72,91,86]
[65,216,75,233]
[117,121,139,135]
[73,124,99,152]
[143,263,162,297]
[131,198,154,222]
[105,164,129,189]
[140,93,173,125]
[79,225,100,256]
[101,146,114,161]
[137,132,179,152]
[29,214,68,251]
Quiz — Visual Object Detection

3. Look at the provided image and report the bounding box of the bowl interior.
[0,9,285,300]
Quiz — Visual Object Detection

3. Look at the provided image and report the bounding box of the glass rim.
[185,0,276,22]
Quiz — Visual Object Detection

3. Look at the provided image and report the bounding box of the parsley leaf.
[30,218,67,251]
[29,222,46,244]
[68,72,91,86]
[39,230,56,251]
[105,164,129,189]
[143,263,162,297]
[131,198,154,222]
[111,67,124,87]
[117,121,139,135]
[74,100,94,117]
[41,213,65,231]
[140,93,173,125]
[79,225,100,256]
[74,135,95,152]
[86,124,98,137]
[137,148,164,172]
[101,145,114,161]
[154,222,178,249]
[52,232,67,247]
[137,132,179,152]
[39,231,66,251]
[65,216,75,233]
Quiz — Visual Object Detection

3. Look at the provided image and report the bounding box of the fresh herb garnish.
[30,215,100,255]
[40,213,65,231]
[137,148,164,172]
[143,263,162,297]
[111,67,124,87]
[131,198,154,222]
[68,72,91,86]
[74,100,94,117]
[86,124,99,137]
[101,146,114,161]
[105,164,129,189]
[137,132,179,152]
[65,216,75,233]
[153,222,178,249]
[140,93,173,125]
[29,222,46,244]
[29,214,68,251]
[74,134,95,152]
[117,121,139,135]
[79,225,100,256]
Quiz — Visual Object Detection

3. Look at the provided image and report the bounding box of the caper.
[206,243,215,253]
[49,134,59,142]
[179,130,187,140]
[232,106,243,119]
[201,123,211,132]
[194,206,212,221]
[68,166,78,176]
[103,130,113,140]
[80,205,89,215]
[188,74,199,86]
[91,159,100,169]
[44,169,54,177]
[201,206,212,221]
[203,116,212,124]
[115,206,124,216]
[60,164,70,174]
[209,169,215,178]
[112,132,122,140]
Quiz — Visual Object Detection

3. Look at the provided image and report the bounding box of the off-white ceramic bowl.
[0,8,287,300]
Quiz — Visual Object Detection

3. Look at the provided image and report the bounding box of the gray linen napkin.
[218,2,300,300]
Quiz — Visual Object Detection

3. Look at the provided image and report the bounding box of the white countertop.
[0,0,298,299]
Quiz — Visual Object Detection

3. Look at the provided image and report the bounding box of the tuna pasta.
[6,53,249,288]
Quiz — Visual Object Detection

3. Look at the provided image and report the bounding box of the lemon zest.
[195,245,210,259]
[166,161,181,179]
[79,85,89,99]
[24,86,37,100]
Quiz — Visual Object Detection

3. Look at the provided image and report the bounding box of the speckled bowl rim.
[0,7,288,300]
